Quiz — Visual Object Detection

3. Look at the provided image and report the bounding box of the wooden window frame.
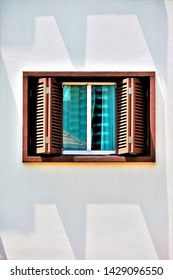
[23,71,155,162]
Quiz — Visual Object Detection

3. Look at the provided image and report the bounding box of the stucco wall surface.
[0,0,173,260]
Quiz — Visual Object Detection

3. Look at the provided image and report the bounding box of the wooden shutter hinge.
[46,87,50,94]
[128,87,133,94]
[128,136,133,144]
[29,90,32,97]
[45,136,50,144]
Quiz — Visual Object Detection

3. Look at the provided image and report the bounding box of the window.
[63,83,116,154]
[23,71,155,162]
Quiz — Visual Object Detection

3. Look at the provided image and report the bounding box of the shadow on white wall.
[1,0,167,78]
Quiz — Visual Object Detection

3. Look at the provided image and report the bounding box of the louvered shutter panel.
[35,78,48,154]
[130,78,147,154]
[47,78,62,154]
[116,78,131,155]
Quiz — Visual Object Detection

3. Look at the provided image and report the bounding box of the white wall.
[0,0,173,260]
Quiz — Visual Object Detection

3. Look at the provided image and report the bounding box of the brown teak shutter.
[116,78,131,155]
[117,77,147,156]
[130,78,147,154]
[35,78,48,154]
[35,77,62,155]
[47,78,62,154]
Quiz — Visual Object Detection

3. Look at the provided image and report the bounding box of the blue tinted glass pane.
[91,85,116,150]
[63,85,87,150]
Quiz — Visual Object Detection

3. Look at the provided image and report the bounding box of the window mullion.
[87,84,92,151]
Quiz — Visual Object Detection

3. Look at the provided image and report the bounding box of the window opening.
[23,71,155,162]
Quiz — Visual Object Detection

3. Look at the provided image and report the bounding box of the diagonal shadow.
[1,0,167,81]
[0,237,7,260]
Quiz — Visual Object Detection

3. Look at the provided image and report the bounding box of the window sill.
[23,154,155,163]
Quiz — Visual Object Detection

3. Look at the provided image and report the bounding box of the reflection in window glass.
[91,85,115,150]
[63,85,87,150]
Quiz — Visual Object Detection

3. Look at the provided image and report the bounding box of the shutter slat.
[116,78,131,154]
[131,78,147,154]
[48,78,62,154]
[35,78,47,154]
